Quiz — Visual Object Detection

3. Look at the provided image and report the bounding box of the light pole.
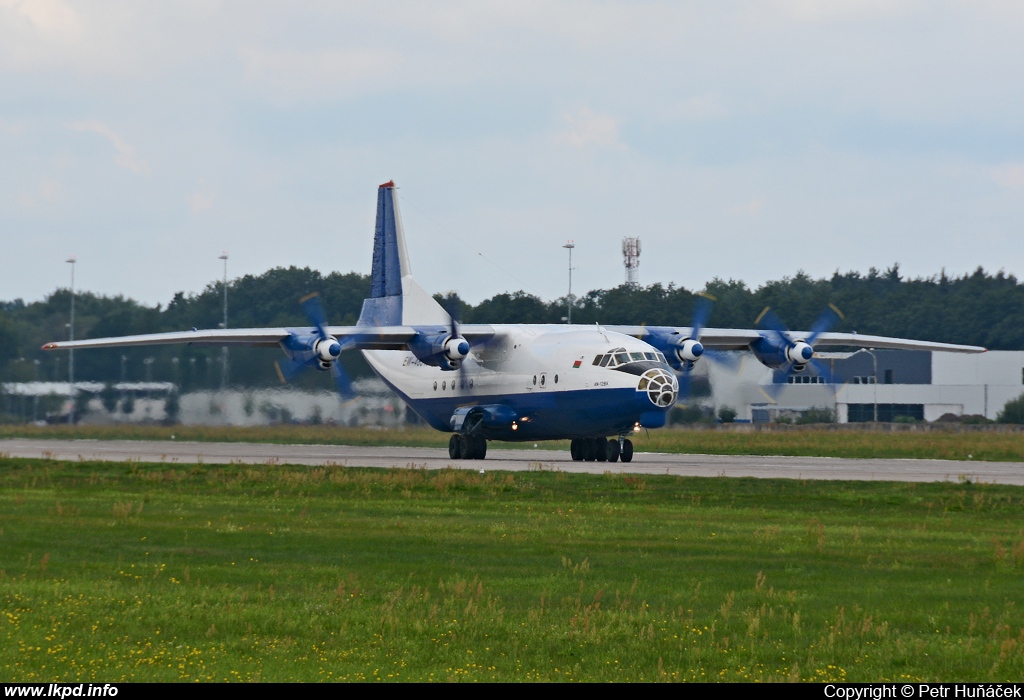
[66,256,76,422]
[562,241,575,325]
[33,359,40,422]
[219,252,229,388]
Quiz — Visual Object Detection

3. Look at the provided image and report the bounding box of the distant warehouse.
[707,350,1024,424]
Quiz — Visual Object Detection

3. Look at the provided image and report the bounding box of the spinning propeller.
[275,293,357,400]
[675,295,713,400]
[753,303,844,384]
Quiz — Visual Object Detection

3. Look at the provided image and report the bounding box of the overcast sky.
[3,1,1023,310]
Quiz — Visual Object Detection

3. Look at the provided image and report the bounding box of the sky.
[2,1,1024,310]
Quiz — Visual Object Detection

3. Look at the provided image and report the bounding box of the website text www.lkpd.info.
[5,686,117,698]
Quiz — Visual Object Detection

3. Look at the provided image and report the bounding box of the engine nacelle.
[444,337,470,362]
[675,338,704,364]
[315,337,342,362]
[409,331,470,370]
[787,341,813,366]
[751,336,815,369]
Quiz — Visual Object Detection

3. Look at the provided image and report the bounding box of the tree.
[717,406,737,423]
[797,406,836,424]
[997,394,1024,424]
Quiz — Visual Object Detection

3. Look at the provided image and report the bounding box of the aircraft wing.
[606,326,986,354]
[42,325,497,352]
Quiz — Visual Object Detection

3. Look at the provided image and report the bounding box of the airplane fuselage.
[363,324,678,441]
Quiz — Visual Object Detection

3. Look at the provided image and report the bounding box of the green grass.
[3,423,1024,461]
[2,457,1024,682]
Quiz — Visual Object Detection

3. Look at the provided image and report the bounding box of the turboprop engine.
[313,336,343,370]
[750,336,814,371]
[409,330,470,370]
[675,338,704,366]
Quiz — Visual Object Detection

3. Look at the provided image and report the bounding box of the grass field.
[2,457,1024,682]
[3,423,1024,462]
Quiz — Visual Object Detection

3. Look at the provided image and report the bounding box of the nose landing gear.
[570,437,632,463]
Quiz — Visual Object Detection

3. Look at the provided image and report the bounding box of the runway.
[2,438,1023,485]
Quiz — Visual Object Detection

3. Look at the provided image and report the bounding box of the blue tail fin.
[357,181,450,327]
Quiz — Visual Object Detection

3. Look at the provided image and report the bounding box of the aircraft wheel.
[583,439,596,462]
[594,437,608,462]
[459,434,477,459]
[621,438,634,463]
[472,435,487,460]
[570,439,582,461]
[606,438,620,463]
[449,434,462,459]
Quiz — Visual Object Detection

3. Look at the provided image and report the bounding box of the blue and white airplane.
[44,181,986,463]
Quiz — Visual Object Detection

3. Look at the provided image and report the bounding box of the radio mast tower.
[622,237,641,287]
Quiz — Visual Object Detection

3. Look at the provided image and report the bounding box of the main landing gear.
[570,437,633,463]
[449,433,487,460]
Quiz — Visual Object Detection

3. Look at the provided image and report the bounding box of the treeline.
[2,264,1022,389]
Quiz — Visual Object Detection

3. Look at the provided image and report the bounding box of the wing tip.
[41,342,59,350]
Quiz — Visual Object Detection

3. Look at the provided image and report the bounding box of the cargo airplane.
[44,181,986,462]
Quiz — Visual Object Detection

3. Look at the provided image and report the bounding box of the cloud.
[240,47,404,101]
[659,94,730,122]
[18,177,60,207]
[990,164,1024,191]
[733,198,766,215]
[70,121,148,174]
[0,0,80,37]
[188,190,216,214]
[555,108,622,148]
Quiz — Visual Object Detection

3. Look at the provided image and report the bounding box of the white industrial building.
[706,350,1024,423]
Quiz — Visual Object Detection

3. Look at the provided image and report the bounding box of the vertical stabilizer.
[357,181,451,327]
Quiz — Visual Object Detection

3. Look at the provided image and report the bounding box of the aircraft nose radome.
[637,368,678,408]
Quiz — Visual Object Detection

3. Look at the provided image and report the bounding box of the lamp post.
[33,359,40,422]
[850,348,879,423]
[66,256,76,422]
[219,252,229,388]
[562,241,575,325]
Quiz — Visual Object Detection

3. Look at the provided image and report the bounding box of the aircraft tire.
[606,439,620,463]
[473,435,487,460]
[459,434,476,459]
[583,439,596,462]
[621,439,634,463]
[449,434,462,459]
[570,439,582,461]
[594,437,608,462]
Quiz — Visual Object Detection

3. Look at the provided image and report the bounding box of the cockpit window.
[644,352,657,361]
[599,354,611,367]
[657,352,668,363]
[614,353,629,365]
[630,352,645,362]
[592,355,603,366]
